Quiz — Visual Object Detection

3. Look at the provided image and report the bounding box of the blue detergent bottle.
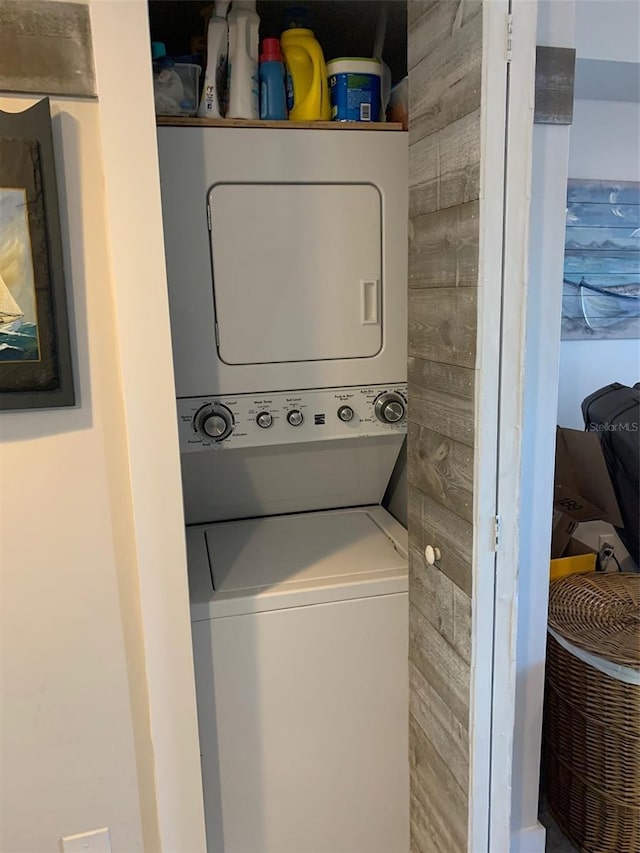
[259,38,287,120]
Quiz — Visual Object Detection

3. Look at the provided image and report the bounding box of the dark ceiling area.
[148,1,407,85]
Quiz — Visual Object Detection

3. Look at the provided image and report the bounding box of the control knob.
[287,409,304,426]
[256,411,273,429]
[194,403,234,442]
[374,392,406,424]
[337,405,354,422]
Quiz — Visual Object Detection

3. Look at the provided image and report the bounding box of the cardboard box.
[550,538,597,581]
[550,427,624,571]
[551,510,578,560]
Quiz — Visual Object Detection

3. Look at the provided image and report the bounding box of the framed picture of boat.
[0,99,74,409]
[563,178,640,340]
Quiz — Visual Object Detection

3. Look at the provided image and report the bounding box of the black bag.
[582,382,640,568]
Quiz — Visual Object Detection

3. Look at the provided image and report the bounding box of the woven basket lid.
[548,573,640,668]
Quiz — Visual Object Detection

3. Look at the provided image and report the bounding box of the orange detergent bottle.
[280,26,330,121]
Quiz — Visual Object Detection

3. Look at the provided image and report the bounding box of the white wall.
[510,3,574,851]
[89,3,206,850]
[0,3,207,852]
[557,98,640,429]
[574,0,640,64]
[0,95,146,853]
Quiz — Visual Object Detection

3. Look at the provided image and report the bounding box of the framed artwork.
[562,178,640,340]
[0,98,74,409]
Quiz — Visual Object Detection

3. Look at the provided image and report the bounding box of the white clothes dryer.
[157,125,409,524]
[188,505,409,853]
[157,126,408,398]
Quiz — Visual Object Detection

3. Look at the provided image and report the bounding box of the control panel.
[177,384,407,452]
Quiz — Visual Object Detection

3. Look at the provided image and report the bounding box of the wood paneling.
[409,0,481,69]
[156,116,404,131]
[407,423,474,523]
[534,46,576,125]
[408,355,474,400]
[409,109,481,216]
[409,2,482,144]
[0,1,96,98]
[409,549,472,663]
[409,201,479,289]
[408,1,483,849]
[410,604,470,731]
[408,287,477,368]
[409,379,474,447]
[410,790,463,853]
[408,484,473,596]
[410,660,469,785]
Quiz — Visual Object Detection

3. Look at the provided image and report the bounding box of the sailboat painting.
[563,179,640,340]
[1,100,74,409]
[0,188,40,361]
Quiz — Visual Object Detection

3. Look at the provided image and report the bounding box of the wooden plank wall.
[0,0,96,98]
[407,2,482,851]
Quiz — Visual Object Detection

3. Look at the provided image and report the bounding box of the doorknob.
[424,545,441,565]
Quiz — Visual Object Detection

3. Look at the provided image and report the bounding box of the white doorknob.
[424,545,441,565]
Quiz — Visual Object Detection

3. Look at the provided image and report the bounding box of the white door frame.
[469,1,539,850]
[90,2,207,850]
[92,1,570,851]
[510,2,576,851]
[488,0,539,850]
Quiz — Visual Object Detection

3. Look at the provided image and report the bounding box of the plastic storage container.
[280,27,330,121]
[259,38,287,120]
[154,62,202,117]
[227,0,260,119]
[327,58,382,123]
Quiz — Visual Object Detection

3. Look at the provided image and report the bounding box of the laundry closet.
[150,3,410,851]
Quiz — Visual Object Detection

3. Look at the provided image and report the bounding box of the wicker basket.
[544,573,640,853]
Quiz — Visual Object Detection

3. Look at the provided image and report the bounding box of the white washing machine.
[187,506,409,853]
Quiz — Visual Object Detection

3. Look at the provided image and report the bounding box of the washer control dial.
[194,404,234,442]
[374,392,406,424]
[287,409,304,427]
[256,411,273,429]
[337,405,354,422]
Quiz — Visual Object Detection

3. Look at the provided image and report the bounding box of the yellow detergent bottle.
[281,27,330,121]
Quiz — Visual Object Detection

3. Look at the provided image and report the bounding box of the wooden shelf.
[156,116,405,131]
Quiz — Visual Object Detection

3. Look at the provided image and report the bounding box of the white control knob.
[256,412,273,429]
[374,392,406,424]
[287,409,304,426]
[337,405,354,422]
[194,404,234,442]
[424,545,441,565]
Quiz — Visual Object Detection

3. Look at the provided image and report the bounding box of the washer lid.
[205,507,406,595]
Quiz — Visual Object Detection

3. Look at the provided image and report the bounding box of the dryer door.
[209,183,382,365]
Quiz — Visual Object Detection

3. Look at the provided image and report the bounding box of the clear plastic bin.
[154,62,201,117]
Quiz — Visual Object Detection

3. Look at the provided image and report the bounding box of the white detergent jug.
[197,0,231,119]
[227,0,260,119]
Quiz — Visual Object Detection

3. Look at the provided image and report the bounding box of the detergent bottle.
[280,17,330,121]
[227,0,260,119]
[259,38,288,120]
[197,0,231,119]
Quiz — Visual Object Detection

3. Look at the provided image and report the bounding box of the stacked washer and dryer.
[157,126,409,853]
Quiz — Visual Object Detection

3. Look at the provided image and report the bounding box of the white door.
[407,1,537,851]
[209,183,382,365]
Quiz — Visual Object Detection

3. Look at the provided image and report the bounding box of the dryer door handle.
[361,279,379,325]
